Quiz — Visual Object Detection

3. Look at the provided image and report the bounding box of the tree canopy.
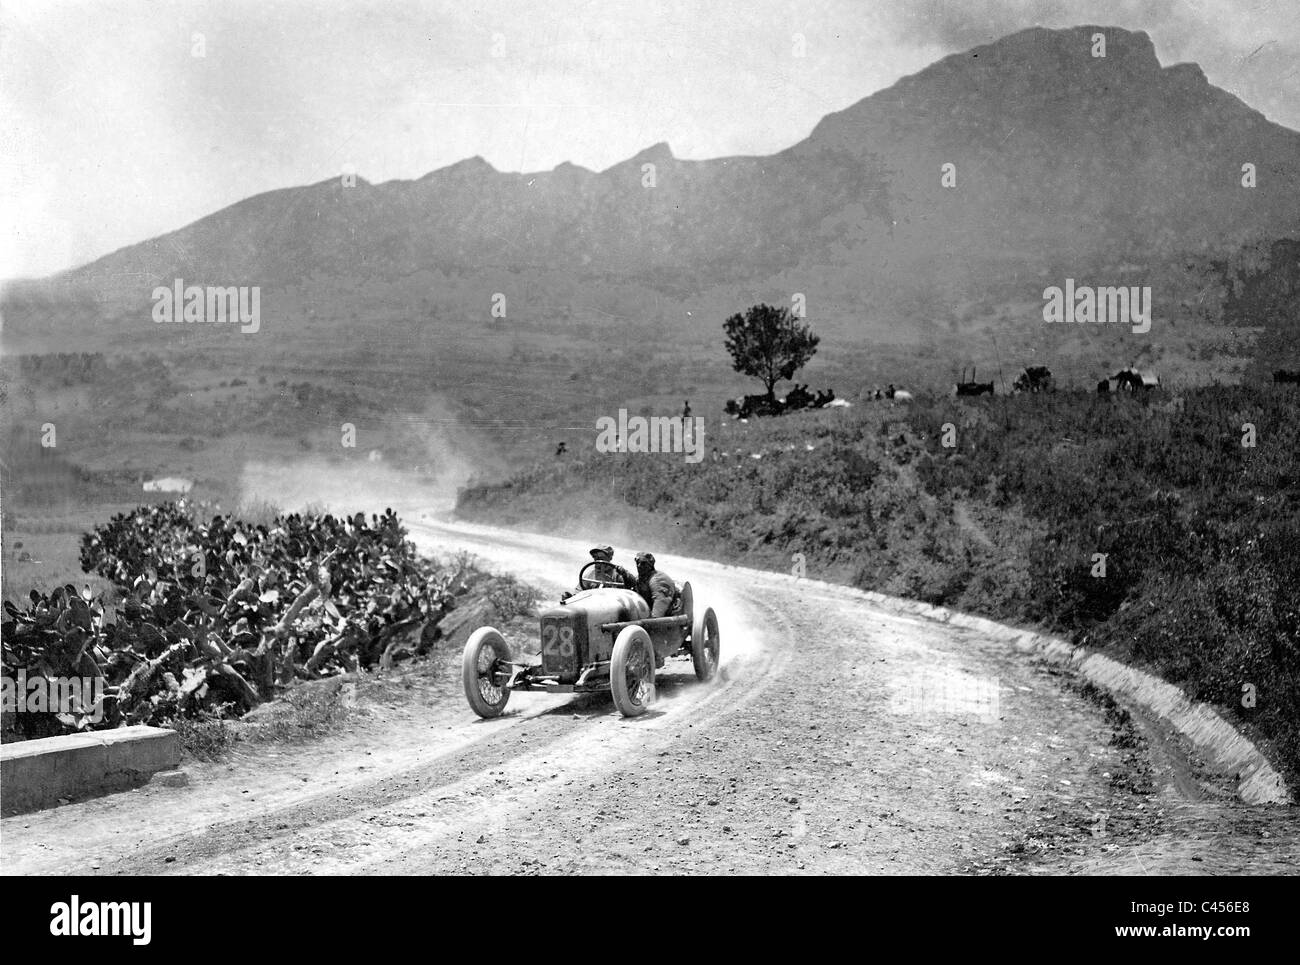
[722,303,820,400]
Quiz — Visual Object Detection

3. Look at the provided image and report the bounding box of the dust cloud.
[236,456,458,517]
[236,393,498,518]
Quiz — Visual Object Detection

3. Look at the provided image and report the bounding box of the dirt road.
[3,517,1295,875]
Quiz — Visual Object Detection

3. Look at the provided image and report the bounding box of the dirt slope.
[2,518,1294,875]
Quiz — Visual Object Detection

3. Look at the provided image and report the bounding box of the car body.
[462,565,720,718]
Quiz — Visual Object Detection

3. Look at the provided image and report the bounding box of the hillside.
[456,385,1300,786]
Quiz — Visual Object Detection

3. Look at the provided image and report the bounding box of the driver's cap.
[589,545,614,561]
[634,551,655,567]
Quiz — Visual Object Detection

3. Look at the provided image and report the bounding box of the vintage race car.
[461,559,720,718]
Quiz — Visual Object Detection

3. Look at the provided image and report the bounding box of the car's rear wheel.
[462,627,511,719]
[691,606,720,682]
[679,581,694,627]
[610,626,655,717]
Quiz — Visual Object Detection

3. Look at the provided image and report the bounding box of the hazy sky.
[3,0,1298,279]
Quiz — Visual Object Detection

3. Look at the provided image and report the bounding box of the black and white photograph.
[1,0,1297,924]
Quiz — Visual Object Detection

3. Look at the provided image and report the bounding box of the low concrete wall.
[1,725,180,815]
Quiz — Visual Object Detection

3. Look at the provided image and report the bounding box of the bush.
[489,576,541,621]
[2,502,468,740]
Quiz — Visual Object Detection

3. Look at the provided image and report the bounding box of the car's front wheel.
[462,627,511,719]
[610,626,655,717]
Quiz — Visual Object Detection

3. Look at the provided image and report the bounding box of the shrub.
[2,502,468,740]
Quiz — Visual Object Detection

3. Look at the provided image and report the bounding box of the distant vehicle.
[462,560,721,719]
[724,393,783,419]
[955,367,994,396]
[725,386,836,418]
[1112,368,1159,392]
[1013,366,1054,393]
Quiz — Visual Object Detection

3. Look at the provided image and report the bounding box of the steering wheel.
[579,560,627,590]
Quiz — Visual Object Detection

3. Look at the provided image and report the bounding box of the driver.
[562,545,635,601]
[633,551,681,618]
[586,545,636,589]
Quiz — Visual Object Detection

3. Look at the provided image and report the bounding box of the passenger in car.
[633,551,681,617]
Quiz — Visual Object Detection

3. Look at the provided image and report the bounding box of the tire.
[462,627,511,719]
[610,626,655,718]
[691,606,720,682]
[679,581,694,628]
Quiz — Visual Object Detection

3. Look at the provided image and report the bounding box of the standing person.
[682,400,692,419]
[633,551,680,617]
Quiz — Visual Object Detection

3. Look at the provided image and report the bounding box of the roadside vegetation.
[458,384,1300,786]
[1,500,537,753]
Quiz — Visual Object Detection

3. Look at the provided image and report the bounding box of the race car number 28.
[542,623,576,658]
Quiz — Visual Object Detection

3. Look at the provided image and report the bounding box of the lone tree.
[722,303,820,401]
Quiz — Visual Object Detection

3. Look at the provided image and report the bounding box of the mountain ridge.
[7,24,1298,348]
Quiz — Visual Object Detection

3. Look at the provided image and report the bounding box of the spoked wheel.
[691,606,720,682]
[462,627,511,719]
[610,626,655,717]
